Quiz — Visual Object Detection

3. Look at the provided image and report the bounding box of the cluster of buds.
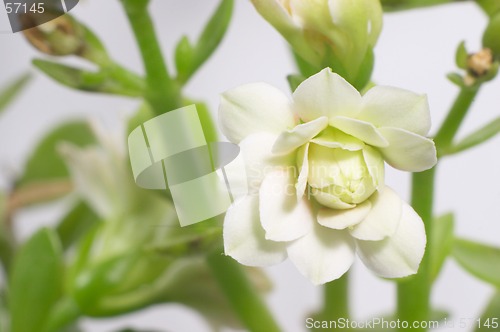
[251,0,383,88]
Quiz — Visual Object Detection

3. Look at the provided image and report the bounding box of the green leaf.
[174,36,195,83]
[456,41,468,70]
[176,0,234,84]
[33,59,143,97]
[287,74,306,92]
[0,291,9,332]
[475,292,500,331]
[477,0,500,18]
[56,202,100,250]
[0,73,31,115]
[446,73,465,88]
[453,238,500,287]
[430,213,454,281]
[9,228,63,332]
[18,121,96,186]
[447,117,500,155]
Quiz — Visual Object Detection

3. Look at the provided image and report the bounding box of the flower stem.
[121,0,181,114]
[434,87,480,155]
[207,251,281,332]
[312,272,349,331]
[397,86,480,331]
[397,167,435,331]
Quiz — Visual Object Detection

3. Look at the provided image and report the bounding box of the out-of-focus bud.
[463,48,497,87]
[250,0,382,88]
[22,12,110,65]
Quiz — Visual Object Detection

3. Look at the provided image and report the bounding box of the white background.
[1,1,500,331]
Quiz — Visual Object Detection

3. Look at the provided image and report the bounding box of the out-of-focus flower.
[58,119,267,329]
[250,0,382,86]
[219,68,436,285]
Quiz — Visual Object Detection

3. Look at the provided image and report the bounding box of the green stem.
[397,86,480,331]
[121,0,181,114]
[313,273,349,331]
[207,251,281,332]
[397,168,435,331]
[434,87,480,155]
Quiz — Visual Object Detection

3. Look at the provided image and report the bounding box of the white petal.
[224,195,287,266]
[349,187,402,241]
[360,86,431,136]
[272,116,328,155]
[219,83,297,143]
[310,127,365,151]
[312,188,355,209]
[331,116,389,147]
[259,170,314,242]
[293,69,362,122]
[239,133,295,194]
[287,224,356,285]
[378,127,437,172]
[317,200,372,230]
[356,201,427,278]
[362,145,385,188]
[296,143,310,197]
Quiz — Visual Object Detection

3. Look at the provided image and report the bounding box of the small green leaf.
[18,121,96,186]
[453,238,500,287]
[56,202,100,250]
[447,117,500,155]
[430,213,454,281]
[287,74,306,92]
[475,292,500,331]
[33,59,143,97]
[0,73,31,115]
[175,36,195,83]
[9,228,63,332]
[177,0,234,84]
[456,41,468,70]
[446,73,465,87]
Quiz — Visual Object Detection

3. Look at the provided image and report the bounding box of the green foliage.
[483,12,500,58]
[477,0,500,18]
[446,117,500,155]
[57,202,100,250]
[430,213,454,281]
[287,74,306,92]
[456,41,468,70]
[9,228,63,332]
[0,73,31,115]
[175,0,234,84]
[453,238,500,287]
[18,121,96,186]
[33,59,144,97]
[475,292,500,331]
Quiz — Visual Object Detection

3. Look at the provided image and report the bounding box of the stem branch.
[122,0,181,114]
[207,251,281,332]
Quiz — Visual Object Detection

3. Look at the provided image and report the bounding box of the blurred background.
[0,0,499,331]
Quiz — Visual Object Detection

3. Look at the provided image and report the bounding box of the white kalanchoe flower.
[219,68,437,285]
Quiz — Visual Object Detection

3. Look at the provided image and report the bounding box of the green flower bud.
[22,13,110,65]
[251,0,382,87]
